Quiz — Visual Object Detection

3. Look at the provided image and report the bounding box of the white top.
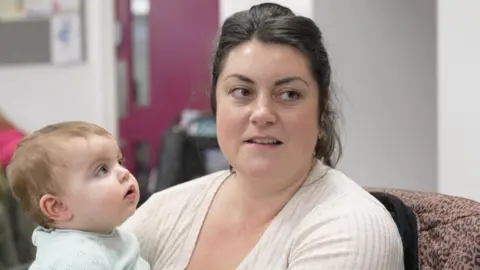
[122,161,404,270]
[29,227,150,270]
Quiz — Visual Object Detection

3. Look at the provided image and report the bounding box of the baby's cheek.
[90,185,117,205]
[103,188,122,204]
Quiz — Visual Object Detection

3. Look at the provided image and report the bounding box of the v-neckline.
[177,160,324,270]
[177,172,230,269]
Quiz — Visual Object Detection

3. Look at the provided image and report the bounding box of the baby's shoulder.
[32,232,110,269]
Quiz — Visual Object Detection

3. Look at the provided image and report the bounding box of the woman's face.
[215,40,320,178]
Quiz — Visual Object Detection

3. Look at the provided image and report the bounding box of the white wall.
[0,0,117,135]
[438,0,480,201]
[314,1,437,191]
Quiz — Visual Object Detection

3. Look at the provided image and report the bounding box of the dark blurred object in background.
[149,110,228,196]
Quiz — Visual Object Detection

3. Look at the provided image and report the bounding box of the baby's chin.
[117,208,137,226]
[85,211,138,233]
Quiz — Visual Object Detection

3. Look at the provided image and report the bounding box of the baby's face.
[59,135,139,233]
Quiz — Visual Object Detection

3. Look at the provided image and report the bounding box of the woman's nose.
[249,95,277,127]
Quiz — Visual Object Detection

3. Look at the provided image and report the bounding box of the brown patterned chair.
[367,188,480,270]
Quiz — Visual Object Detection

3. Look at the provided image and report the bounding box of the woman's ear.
[39,194,72,223]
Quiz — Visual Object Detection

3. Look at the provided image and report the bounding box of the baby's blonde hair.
[6,121,112,227]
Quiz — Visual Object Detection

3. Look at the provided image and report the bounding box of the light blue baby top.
[29,226,151,270]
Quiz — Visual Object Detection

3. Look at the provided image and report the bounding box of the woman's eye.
[96,165,109,177]
[279,90,301,101]
[231,88,252,98]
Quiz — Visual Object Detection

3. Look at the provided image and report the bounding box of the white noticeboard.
[24,0,52,17]
[52,0,80,12]
[50,13,82,64]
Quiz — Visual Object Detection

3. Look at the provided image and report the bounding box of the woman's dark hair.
[210,3,342,167]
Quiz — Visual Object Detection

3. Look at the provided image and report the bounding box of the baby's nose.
[118,168,130,182]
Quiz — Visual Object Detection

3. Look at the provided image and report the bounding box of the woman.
[123,3,404,269]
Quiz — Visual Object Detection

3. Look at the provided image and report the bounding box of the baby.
[6,121,150,269]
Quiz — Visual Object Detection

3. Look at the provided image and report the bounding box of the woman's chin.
[236,159,279,177]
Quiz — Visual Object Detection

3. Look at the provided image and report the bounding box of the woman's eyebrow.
[225,74,309,87]
[274,76,309,87]
[226,73,255,84]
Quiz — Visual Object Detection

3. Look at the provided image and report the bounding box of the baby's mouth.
[124,185,135,198]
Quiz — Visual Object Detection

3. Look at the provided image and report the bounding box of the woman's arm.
[288,198,404,270]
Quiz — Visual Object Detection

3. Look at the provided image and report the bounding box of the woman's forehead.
[221,41,312,81]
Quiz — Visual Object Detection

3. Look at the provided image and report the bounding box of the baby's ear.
[39,194,72,223]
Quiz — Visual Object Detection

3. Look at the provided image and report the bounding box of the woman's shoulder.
[303,162,387,210]
[287,165,404,269]
[288,198,404,269]
[301,174,397,227]
[302,164,397,227]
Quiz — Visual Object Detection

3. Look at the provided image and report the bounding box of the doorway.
[115,0,219,200]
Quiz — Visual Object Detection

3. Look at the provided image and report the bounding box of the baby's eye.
[118,157,126,167]
[96,165,109,177]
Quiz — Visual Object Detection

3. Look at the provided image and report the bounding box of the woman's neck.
[222,159,316,227]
